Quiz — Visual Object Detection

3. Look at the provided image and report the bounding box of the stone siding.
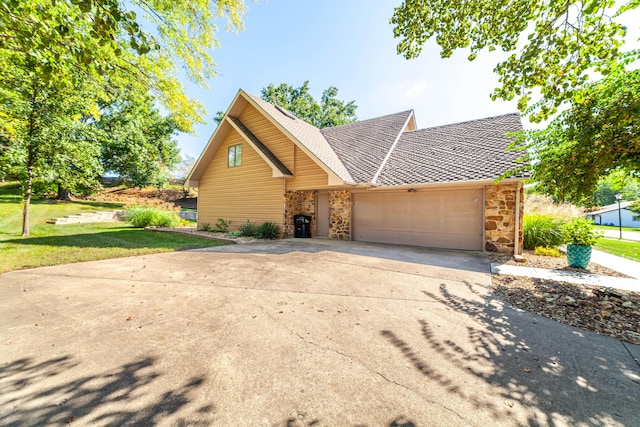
[328,190,351,240]
[283,190,315,238]
[484,183,524,254]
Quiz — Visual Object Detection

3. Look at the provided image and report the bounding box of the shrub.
[198,222,211,232]
[215,218,231,232]
[524,193,584,218]
[522,214,566,250]
[257,221,280,239]
[563,217,602,246]
[534,246,562,257]
[124,205,180,228]
[237,220,259,237]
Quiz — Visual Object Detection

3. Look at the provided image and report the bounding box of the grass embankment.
[0,182,223,274]
[594,239,640,262]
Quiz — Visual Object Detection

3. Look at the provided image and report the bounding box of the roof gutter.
[370,110,414,186]
[366,177,525,191]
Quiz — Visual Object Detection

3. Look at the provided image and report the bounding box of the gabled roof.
[586,201,633,216]
[321,110,415,183]
[375,114,526,186]
[187,89,527,188]
[246,93,355,185]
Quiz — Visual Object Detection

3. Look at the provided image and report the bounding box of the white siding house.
[586,202,640,228]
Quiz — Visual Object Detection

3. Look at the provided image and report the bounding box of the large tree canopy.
[392,0,640,204]
[510,69,640,205]
[98,95,181,188]
[0,0,247,129]
[1,0,248,235]
[391,0,638,121]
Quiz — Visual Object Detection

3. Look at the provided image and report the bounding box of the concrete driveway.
[1,239,638,426]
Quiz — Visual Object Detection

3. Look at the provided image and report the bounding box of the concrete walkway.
[591,249,640,280]
[491,249,640,293]
[599,228,640,241]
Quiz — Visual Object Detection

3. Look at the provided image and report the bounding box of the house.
[586,202,640,228]
[186,89,527,253]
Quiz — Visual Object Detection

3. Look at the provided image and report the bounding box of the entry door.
[316,192,329,237]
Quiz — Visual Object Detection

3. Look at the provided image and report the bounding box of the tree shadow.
[381,281,640,425]
[0,355,212,426]
[195,239,490,274]
[2,229,215,250]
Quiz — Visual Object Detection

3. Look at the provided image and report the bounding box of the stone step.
[47,210,124,225]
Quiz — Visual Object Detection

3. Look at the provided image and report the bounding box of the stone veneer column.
[283,190,315,238]
[484,183,524,254]
[328,190,351,240]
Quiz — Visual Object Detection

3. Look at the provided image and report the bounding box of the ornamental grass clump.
[124,205,180,228]
[257,221,280,239]
[237,220,260,237]
[522,214,566,250]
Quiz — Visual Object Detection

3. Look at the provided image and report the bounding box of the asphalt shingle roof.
[320,111,413,183]
[375,113,526,186]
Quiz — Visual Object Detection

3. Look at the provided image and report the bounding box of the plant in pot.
[563,218,602,268]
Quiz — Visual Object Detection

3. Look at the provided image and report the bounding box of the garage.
[352,188,484,250]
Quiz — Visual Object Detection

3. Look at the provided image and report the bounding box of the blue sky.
[175,1,639,159]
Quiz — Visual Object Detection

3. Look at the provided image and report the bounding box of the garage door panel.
[353,189,483,251]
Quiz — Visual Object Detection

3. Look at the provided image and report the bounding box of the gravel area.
[490,250,640,344]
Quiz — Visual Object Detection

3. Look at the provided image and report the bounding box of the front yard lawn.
[0,182,225,274]
[594,238,640,262]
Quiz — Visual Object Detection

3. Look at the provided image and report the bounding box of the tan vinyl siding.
[239,104,330,190]
[198,129,284,230]
[239,105,294,171]
[287,145,331,190]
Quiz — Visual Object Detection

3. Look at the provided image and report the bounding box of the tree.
[0,53,104,236]
[391,0,638,121]
[1,0,248,235]
[509,69,640,205]
[0,0,248,129]
[98,94,181,188]
[391,1,640,203]
[214,81,358,128]
[261,81,358,128]
[592,170,640,206]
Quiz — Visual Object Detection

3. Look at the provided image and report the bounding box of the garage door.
[352,188,484,250]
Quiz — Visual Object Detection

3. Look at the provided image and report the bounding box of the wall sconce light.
[407,188,417,193]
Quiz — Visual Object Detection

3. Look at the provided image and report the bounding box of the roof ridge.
[371,111,415,185]
[404,112,521,133]
[324,110,415,131]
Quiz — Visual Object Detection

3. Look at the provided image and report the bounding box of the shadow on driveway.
[193,238,490,274]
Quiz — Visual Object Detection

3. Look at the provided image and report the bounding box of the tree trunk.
[57,183,71,201]
[22,167,32,237]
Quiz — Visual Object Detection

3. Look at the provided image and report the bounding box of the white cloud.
[404,80,428,98]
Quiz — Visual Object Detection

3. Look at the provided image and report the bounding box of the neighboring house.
[187,89,528,253]
[586,202,640,228]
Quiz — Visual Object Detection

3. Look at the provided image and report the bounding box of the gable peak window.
[228,144,242,167]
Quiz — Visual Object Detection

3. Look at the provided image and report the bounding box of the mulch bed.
[490,250,640,344]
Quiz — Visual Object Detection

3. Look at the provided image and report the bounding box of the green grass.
[594,238,640,262]
[0,182,225,274]
[593,224,640,232]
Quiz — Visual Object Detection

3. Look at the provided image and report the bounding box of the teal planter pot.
[566,244,592,268]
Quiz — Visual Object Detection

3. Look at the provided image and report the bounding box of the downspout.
[514,181,522,255]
